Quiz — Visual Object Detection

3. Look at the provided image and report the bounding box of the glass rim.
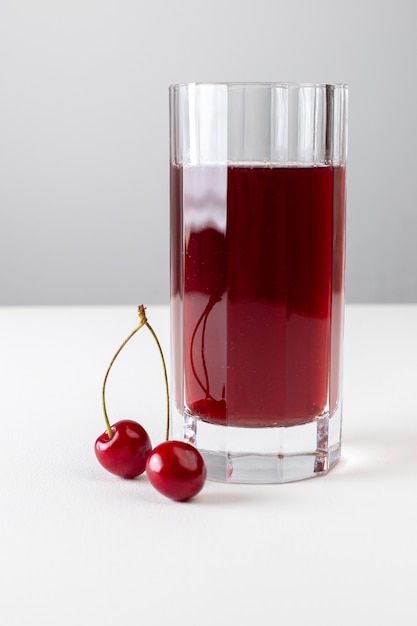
[169,82,348,90]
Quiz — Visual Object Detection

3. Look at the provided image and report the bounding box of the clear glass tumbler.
[169,83,348,483]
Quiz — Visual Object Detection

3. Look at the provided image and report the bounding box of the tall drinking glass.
[169,83,348,483]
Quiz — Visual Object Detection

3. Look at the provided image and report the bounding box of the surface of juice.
[171,163,346,427]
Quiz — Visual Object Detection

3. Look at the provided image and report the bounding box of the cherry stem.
[101,305,170,441]
[144,318,170,442]
[190,293,221,401]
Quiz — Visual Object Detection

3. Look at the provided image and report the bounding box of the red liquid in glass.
[171,164,346,427]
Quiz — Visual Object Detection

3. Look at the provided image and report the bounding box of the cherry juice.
[171,164,346,428]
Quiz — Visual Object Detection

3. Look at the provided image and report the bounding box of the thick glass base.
[171,405,342,484]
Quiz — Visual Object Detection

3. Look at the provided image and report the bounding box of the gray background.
[1,0,416,305]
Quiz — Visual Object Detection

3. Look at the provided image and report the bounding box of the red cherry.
[146,440,207,501]
[190,397,227,423]
[95,419,152,479]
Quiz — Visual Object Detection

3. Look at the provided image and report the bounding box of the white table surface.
[1,304,416,625]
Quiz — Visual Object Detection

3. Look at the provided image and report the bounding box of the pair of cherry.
[94,306,206,502]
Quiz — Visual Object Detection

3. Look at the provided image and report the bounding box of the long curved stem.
[189,294,221,400]
[201,306,210,398]
[101,305,170,441]
[189,302,211,396]
[145,320,170,441]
